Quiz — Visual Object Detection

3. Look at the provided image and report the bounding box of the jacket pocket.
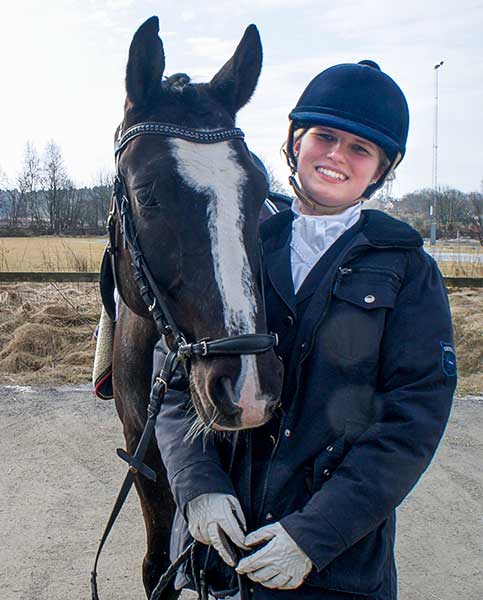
[305,512,396,595]
[309,419,368,493]
[322,269,400,365]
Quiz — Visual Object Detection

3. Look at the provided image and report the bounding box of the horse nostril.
[220,376,234,399]
[211,376,240,416]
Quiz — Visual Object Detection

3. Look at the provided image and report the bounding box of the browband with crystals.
[115,122,245,155]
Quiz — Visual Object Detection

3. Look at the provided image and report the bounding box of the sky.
[0,0,482,198]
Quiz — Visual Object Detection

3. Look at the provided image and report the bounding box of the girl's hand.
[186,493,249,566]
[236,522,312,589]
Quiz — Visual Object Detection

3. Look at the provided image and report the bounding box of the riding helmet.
[287,60,409,197]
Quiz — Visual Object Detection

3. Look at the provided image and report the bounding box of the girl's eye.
[353,145,370,155]
[317,133,336,142]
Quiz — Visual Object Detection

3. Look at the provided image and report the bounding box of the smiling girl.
[156,60,457,599]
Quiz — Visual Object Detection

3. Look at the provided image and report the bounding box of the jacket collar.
[360,209,423,248]
[260,208,423,315]
[260,207,423,251]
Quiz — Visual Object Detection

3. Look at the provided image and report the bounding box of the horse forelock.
[163,73,192,91]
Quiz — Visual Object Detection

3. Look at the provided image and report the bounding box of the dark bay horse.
[110,17,283,598]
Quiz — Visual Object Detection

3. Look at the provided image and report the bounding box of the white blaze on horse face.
[171,139,265,421]
[170,139,256,333]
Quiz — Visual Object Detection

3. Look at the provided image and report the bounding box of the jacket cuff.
[171,460,236,518]
[280,510,347,572]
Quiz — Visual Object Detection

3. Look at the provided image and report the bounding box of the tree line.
[373,186,483,245]
[1,141,482,243]
[0,141,112,235]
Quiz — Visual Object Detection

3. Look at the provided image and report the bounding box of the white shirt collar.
[289,200,362,292]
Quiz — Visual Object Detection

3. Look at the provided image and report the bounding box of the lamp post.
[430,60,444,245]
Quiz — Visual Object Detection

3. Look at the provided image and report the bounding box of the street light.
[430,60,444,245]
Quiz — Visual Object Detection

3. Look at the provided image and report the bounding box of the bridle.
[93,121,277,600]
[107,120,277,361]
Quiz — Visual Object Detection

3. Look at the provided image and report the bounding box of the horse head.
[114,17,283,431]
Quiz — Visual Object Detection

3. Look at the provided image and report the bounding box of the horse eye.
[136,183,158,207]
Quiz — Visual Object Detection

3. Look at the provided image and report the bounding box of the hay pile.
[448,288,483,395]
[0,283,99,385]
[0,284,481,395]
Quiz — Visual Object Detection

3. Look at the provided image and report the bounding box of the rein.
[92,121,276,600]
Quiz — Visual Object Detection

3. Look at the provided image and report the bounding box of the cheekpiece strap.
[115,122,245,155]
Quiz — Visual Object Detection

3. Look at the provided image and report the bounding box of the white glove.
[186,493,249,566]
[236,522,312,589]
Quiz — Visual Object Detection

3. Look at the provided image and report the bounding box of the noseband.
[108,121,277,360]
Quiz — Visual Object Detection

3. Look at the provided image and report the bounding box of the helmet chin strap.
[288,174,316,209]
[361,151,402,201]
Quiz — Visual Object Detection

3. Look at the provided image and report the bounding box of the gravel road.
[1,385,482,600]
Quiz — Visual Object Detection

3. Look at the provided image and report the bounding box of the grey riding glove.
[236,522,313,589]
[186,493,249,566]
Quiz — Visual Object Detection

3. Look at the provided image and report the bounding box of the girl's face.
[293,126,386,215]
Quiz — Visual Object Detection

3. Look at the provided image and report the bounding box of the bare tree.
[0,164,23,226]
[41,140,75,233]
[90,169,114,230]
[0,165,14,223]
[465,191,483,246]
[264,163,290,196]
[434,187,466,237]
[18,141,43,226]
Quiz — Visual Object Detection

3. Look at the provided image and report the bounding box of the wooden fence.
[0,272,482,287]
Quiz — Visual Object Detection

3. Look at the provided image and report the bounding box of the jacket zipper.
[256,406,285,525]
[256,265,342,522]
[256,246,399,520]
[337,265,402,282]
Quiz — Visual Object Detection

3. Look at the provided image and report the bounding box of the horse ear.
[210,25,262,115]
[126,16,165,107]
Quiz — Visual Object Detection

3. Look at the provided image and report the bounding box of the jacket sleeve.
[280,249,456,571]
[155,362,236,517]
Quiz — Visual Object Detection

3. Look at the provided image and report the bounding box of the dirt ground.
[1,385,482,600]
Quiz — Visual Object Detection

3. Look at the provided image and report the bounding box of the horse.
[107,16,283,598]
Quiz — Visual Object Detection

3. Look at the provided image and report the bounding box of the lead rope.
[192,431,251,600]
[148,433,245,600]
[91,348,180,600]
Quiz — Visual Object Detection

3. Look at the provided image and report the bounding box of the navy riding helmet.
[287,60,409,198]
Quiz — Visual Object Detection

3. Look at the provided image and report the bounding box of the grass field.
[0,236,107,272]
[1,236,483,276]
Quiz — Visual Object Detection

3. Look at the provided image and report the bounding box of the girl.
[156,60,456,599]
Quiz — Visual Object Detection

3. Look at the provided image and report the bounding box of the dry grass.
[426,243,483,277]
[0,236,106,272]
[0,283,481,396]
[436,259,483,278]
[448,288,483,395]
[0,283,100,385]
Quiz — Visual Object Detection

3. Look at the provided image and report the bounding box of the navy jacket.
[155,208,456,599]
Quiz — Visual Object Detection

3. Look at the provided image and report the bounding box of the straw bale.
[31,304,95,327]
[0,290,20,305]
[0,322,85,359]
[450,290,483,378]
[0,350,46,373]
[61,348,95,368]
